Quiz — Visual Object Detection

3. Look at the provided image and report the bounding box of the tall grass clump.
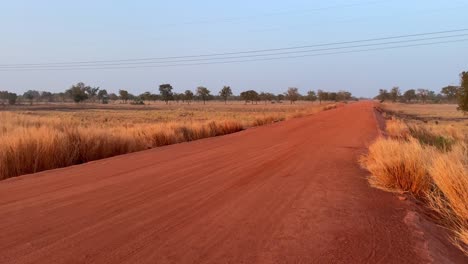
[360,118,468,254]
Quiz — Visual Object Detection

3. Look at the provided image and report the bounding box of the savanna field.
[0,101,335,180]
[360,103,468,253]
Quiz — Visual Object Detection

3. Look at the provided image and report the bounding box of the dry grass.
[361,104,468,254]
[0,101,332,180]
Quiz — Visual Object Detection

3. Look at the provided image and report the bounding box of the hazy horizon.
[1,0,467,97]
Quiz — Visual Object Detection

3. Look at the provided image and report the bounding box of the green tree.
[240,90,259,104]
[417,89,430,103]
[97,89,108,104]
[159,84,173,104]
[440,85,460,102]
[184,90,194,104]
[317,90,328,104]
[403,89,416,102]
[337,90,352,101]
[306,90,317,102]
[23,90,40,105]
[458,71,468,114]
[377,89,389,102]
[196,86,211,104]
[286,87,300,104]
[219,86,233,104]
[7,92,17,105]
[66,83,89,103]
[119,89,129,103]
[390,87,400,102]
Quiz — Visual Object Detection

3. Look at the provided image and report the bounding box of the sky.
[0,0,467,97]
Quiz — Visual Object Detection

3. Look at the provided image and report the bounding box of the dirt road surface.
[0,102,465,263]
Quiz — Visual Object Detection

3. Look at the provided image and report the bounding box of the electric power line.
[1,33,467,69]
[0,28,467,67]
[1,38,466,71]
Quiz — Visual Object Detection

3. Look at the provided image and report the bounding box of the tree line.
[376,71,468,113]
[0,83,355,106]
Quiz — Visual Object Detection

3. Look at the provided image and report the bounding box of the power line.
[1,38,466,71]
[1,33,467,69]
[0,28,467,67]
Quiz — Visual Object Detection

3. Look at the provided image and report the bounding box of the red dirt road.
[0,102,465,263]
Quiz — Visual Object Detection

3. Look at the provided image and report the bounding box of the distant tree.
[337,90,352,101]
[184,90,194,104]
[196,86,211,104]
[276,93,285,102]
[306,90,317,102]
[259,92,274,104]
[458,71,468,114]
[139,91,152,101]
[23,90,40,105]
[417,89,430,104]
[108,93,119,101]
[240,90,259,104]
[7,92,17,105]
[285,87,300,104]
[317,90,327,104]
[66,83,89,103]
[219,86,233,104]
[390,87,400,102]
[159,84,173,104]
[97,89,108,104]
[173,93,182,104]
[377,89,389,102]
[328,92,337,101]
[403,89,417,102]
[440,85,460,102]
[40,91,53,102]
[119,89,129,103]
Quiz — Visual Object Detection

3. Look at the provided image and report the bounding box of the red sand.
[0,102,465,263]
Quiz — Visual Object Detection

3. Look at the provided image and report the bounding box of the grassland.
[0,101,335,180]
[360,103,468,254]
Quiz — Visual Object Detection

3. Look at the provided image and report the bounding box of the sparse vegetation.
[360,104,468,254]
[0,101,334,180]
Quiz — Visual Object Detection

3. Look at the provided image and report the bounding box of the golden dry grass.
[0,101,332,180]
[361,104,468,254]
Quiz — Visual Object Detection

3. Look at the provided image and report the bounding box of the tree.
[440,85,460,102]
[458,71,468,114]
[196,86,211,104]
[240,90,259,104]
[403,89,417,102]
[377,89,389,102]
[23,90,40,105]
[6,92,17,105]
[66,83,89,103]
[184,90,194,104]
[417,89,430,103]
[219,86,233,104]
[337,90,352,101]
[276,93,285,102]
[328,92,337,101]
[390,87,400,102]
[259,92,274,104]
[108,93,119,101]
[97,89,108,104]
[0,92,17,105]
[119,89,129,103]
[159,84,174,104]
[306,90,317,102]
[317,90,328,104]
[40,91,53,102]
[286,87,300,104]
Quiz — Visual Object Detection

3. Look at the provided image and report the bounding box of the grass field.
[361,102,468,254]
[0,101,335,180]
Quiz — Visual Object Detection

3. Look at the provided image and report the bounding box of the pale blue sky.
[0,0,467,97]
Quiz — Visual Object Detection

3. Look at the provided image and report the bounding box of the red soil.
[0,101,465,263]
